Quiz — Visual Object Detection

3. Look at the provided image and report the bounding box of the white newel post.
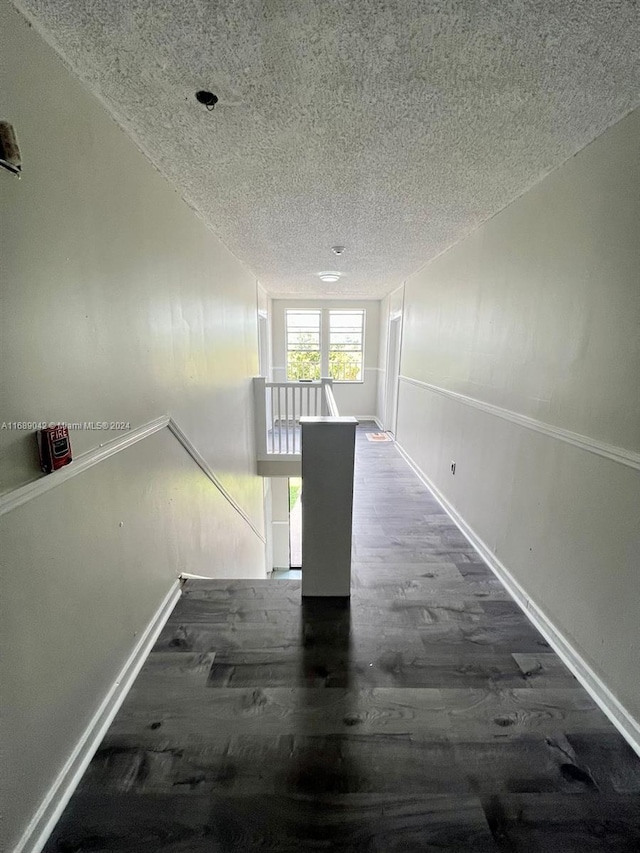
[300,416,358,597]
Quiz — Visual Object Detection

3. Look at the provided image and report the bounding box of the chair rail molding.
[399,376,640,471]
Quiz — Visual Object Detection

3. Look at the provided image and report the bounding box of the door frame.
[384,314,402,436]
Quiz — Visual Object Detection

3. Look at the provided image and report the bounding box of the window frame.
[328,309,365,384]
[284,308,366,385]
[285,309,322,381]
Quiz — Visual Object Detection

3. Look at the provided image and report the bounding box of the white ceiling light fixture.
[318,271,341,283]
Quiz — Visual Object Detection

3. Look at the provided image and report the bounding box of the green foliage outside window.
[288,347,362,381]
[329,349,362,381]
[287,348,321,380]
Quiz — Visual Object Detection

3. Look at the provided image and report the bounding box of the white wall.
[0,4,265,850]
[271,299,381,418]
[397,109,640,733]
[257,283,272,378]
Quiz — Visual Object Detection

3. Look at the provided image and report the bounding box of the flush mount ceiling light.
[318,271,341,283]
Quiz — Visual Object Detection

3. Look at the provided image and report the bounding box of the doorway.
[258,314,269,378]
[384,315,402,437]
[289,477,302,569]
[270,477,301,578]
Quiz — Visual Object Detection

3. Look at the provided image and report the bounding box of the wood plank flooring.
[43,423,640,851]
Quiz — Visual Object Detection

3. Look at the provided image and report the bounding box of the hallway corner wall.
[397,108,640,735]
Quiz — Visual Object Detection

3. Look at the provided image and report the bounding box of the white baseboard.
[180,572,216,580]
[395,441,640,759]
[355,415,383,429]
[15,579,182,853]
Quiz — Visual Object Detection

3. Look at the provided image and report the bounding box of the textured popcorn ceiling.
[13,0,640,298]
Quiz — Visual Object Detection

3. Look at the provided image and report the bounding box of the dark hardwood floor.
[44,423,640,851]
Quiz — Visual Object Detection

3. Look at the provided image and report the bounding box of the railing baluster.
[285,385,290,453]
[260,381,340,458]
[272,384,278,453]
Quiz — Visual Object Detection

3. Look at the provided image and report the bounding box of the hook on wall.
[0,121,22,176]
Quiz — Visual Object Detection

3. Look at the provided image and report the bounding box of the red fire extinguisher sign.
[38,425,73,473]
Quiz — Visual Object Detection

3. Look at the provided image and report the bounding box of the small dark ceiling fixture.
[195,90,218,111]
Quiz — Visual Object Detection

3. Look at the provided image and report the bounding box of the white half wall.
[398,108,640,732]
[0,3,265,850]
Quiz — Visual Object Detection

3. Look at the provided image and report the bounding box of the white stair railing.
[269,380,319,453]
[322,379,339,418]
[254,378,334,457]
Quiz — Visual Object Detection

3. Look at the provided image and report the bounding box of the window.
[329,310,364,382]
[285,308,365,383]
[286,310,321,380]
